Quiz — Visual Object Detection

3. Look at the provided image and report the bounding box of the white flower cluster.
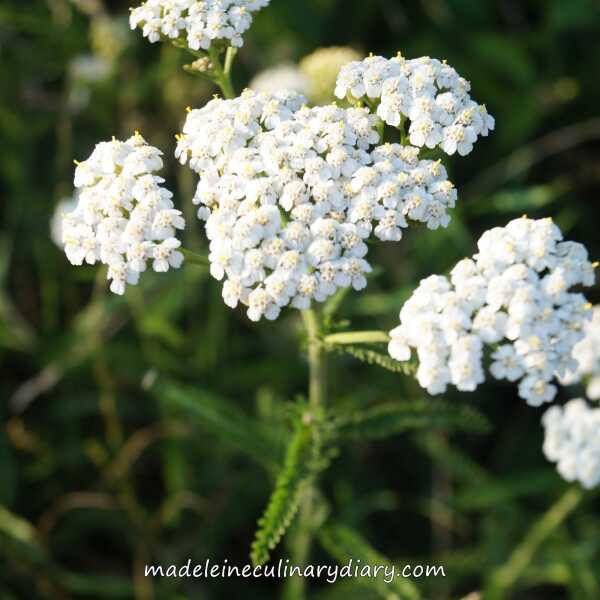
[335,54,494,156]
[176,89,457,321]
[64,134,185,294]
[562,306,600,399]
[542,399,600,489]
[388,217,595,406]
[130,0,270,49]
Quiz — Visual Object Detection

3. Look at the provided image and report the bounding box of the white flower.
[335,53,494,156]
[177,90,458,321]
[130,0,270,50]
[63,133,185,294]
[542,399,600,489]
[490,345,524,382]
[388,217,595,405]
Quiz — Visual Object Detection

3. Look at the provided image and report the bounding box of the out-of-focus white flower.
[130,0,270,50]
[63,133,185,294]
[299,46,363,105]
[561,306,600,399]
[388,217,595,405]
[176,89,458,321]
[68,54,112,110]
[250,64,310,96]
[542,398,600,489]
[50,196,79,248]
[335,54,494,156]
[69,54,111,83]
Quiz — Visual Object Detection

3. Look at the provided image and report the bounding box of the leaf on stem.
[151,380,283,470]
[334,400,491,441]
[250,414,328,566]
[319,523,421,600]
[325,343,417,375]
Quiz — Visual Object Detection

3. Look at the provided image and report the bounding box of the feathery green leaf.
[335,400,491,441]
[325,344,417,375]
[319,524,421,600]
[250,417,317,566]
[152,380,283,470]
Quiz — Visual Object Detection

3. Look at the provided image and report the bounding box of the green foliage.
[152,379,284,470]
[251,413,327,566]
[334,400,491,440]
[319,524,420,600]
[2,0,600,598]
[325,344,417,375]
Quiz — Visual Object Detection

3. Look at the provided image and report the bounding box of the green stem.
[175,41,237,98]
[375,117,385,143]
[208,46,237,99]
[485,486,585,600]
[180,248,209,268]
[324,330,390,346]
[399,115,409,146]
[284,309,327,600]
[223,46,237,79]
[301,309,326,410]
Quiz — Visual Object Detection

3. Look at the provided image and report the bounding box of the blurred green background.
[2,0,600,598]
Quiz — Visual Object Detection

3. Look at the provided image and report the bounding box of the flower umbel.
[130,0,270,50]
[335,54,495,155]
[64,134,185,295]
[388,217,595,405]
[176,89,457,321]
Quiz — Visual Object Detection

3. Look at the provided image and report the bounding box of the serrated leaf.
[335,400,491,441]
[319,524,421,600]
[326,344,417,375]
[251,416,324,566]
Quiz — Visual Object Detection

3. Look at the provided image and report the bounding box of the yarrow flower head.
[176,89,457,321]
[63,134,185,295]
[388,217,595,406]
[130,0,270,50]
[335,54,495,156]
[542,399,600,489]
[561,306,600,400]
